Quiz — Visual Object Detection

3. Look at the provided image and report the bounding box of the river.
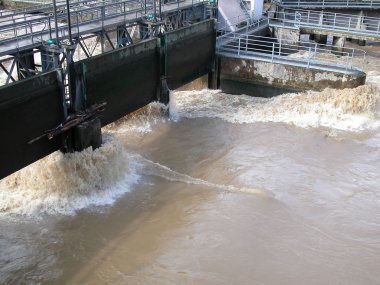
[0,74,379,284]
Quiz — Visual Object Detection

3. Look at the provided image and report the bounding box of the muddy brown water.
[0,82,379,285]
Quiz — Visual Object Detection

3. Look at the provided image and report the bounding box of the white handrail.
[275,0,380,8]
[270,10,380,37]
[217,32,366,73]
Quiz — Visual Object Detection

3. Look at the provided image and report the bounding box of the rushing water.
[0,79,380,284]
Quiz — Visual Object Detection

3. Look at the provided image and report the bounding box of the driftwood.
[28,102,106,144]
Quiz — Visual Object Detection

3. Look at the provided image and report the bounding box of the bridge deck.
[0,0,206,56]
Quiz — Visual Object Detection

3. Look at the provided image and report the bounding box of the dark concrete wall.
[0,71,64,179]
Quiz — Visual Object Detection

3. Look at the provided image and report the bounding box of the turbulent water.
[0,79,379,284]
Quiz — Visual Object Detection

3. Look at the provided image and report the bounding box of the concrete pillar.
[333,36,345,54]
[333,36,345,48]
[208,55,221,89]
[72,118,102,152]
[250,0,263,20]
[327,34,334,45]
[267,3,277,19]
[314,33,321,43]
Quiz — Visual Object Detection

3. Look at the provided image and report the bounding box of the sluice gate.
[0,19,217,179]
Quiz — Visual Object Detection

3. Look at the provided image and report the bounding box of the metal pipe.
[159,0,162,19]
[154,0,156,18]
[66,0,73,44]
[52,0,60,44]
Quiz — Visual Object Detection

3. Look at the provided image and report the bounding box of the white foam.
[0,135,139,217]
[1,79,378,217]
[105,102,168,135]
[170,85,380,132]
[134,154,274,198]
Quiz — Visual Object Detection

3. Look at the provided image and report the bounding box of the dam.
[0,0,379,284]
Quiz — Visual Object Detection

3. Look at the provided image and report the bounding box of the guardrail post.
[48,16,52,39]
[333,13,336,27]
[101,5,105,29]
[348,17,351,31]
[76,12,79,36]
[279,39,282,56]
[31,22,34,44]
[124,2,126,24]
[24,14,27,35]
[377,21,380,35]
[238,38,241,56]
[271,42,275,62]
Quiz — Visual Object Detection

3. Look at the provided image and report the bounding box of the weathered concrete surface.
[271,26,300,43]
[221,57,366,91]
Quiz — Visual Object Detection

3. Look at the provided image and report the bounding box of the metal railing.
[273,0,380,8]
[270,9,380,37]
[0,0,208,54]
[217,32,366,74]
[0,0,142,43]
[217,12,269,33]
[0,0,86,17]
[240,0,251,17]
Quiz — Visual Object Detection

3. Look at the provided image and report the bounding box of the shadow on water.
[220,79,297,98]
